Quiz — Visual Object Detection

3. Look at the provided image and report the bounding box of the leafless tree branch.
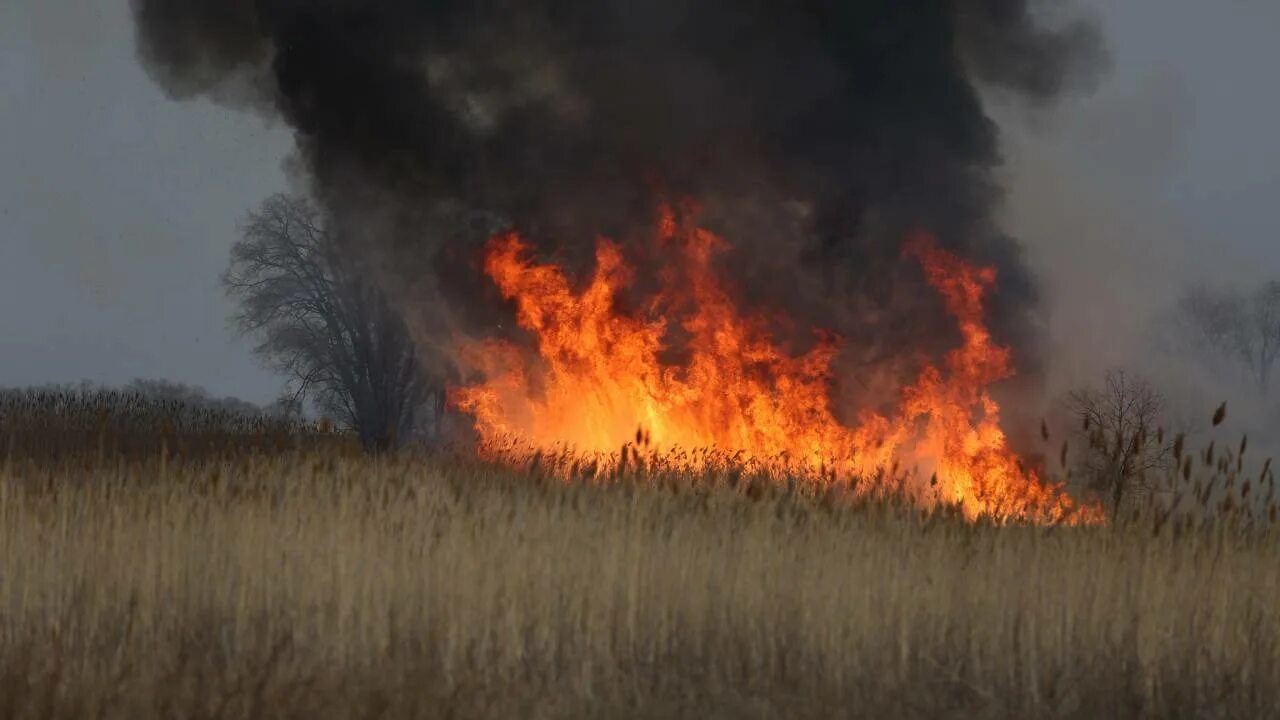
[1065,369,1173,519]
[224,194,439,451]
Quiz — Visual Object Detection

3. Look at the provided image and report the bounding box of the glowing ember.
[451,203,1100,524]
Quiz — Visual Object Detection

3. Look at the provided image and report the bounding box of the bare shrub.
[1065,369,1173,519]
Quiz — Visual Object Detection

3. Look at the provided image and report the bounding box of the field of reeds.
[0,389,1278,719]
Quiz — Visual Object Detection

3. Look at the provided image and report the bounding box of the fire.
[451,203,1100,524]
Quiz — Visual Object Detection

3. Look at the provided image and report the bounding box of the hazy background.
[1,0,1277,410]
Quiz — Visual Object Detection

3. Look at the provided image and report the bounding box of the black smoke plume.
[130,0,1105,422]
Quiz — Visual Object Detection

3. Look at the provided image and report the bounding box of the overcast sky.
[2,0,1278,404]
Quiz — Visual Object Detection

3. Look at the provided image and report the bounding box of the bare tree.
[224,194,436,451]
[1243,282,1280,392]
[1176,282,1280,392]
[1066,370,1172,519]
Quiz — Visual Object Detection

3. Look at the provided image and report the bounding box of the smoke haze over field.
[993,1,1280,453]
[0,0,1277,450]
[128,0,1105,427]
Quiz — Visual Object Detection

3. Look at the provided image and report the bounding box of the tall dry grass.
[0,391,1277,718]
[0,387,352,463]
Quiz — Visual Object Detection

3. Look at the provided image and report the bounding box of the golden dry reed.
[0,390,1277,719]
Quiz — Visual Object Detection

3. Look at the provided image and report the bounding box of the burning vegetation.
[128,1,1110,521]
[451,203,1100,524]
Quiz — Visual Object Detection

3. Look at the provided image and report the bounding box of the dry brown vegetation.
[0,390,1278,719]
[0,387,347,463]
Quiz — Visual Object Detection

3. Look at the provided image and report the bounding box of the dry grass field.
[0,389,1277,719]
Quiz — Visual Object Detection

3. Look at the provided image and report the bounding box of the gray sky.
[0,0,291,401]
[1,0,1278,405]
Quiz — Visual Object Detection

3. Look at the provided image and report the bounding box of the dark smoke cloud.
[130,0,1104,419]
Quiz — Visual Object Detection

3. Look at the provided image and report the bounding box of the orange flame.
[451,203,1100,524]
